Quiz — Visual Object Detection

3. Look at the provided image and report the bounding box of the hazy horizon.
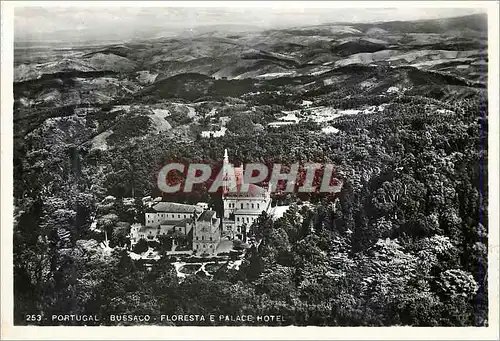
[15,6,486,44]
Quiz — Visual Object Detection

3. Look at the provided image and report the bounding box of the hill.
[12,13,489,327]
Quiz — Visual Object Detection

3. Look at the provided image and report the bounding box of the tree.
[226,112,255,134]
[436,269,478,300]
[435,269,479,326]
[232,239,244,250]
[158,235,173,254]
[132,239,148,254]
[353,238,440,326]
[147,240,160,249]
[111,222,130,247]
[254,265,296,303]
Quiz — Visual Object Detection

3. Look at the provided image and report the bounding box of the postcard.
[1,1,498,340]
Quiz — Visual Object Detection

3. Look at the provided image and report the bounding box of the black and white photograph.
[1,1,499,339]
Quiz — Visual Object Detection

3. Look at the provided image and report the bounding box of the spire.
[222,149,229,195]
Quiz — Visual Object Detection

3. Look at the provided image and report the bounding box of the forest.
[10,9,490,328]
[13,90,488,326]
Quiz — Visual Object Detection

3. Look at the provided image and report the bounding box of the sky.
[14,6,487,43]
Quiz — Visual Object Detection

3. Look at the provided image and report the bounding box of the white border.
[1,1,499,340]
[4,0,499,9]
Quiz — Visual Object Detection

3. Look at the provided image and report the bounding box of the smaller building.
[159,218,194,236]
[145,202,202,227]
[268,121,297,128]
[130,202,201,246]
[130,201,221,255]
[322,126,340,135]
[268,111,302,128]
[278,111,301,123]
[219,116,231,126]
[196,202,209,210]
[201,126,227,138]
[192,210,221,255]
[301,100,313,107]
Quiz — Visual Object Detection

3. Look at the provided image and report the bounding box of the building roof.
[159,220,176,226]
[159,218,192,226]
[198,210,217,222]
[268,121,297,127]
[138,225,159,233]
[225,183,268,198]
[152,202,199,213]
[278,112,301,123]
[177,218,192,226]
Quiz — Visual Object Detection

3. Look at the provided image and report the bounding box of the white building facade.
[221,149,272,237]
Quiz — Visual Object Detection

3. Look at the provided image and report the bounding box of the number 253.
[26,314,42,322]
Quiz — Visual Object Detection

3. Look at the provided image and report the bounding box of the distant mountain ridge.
[14,13,487,114]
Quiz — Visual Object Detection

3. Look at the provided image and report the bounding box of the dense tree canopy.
[13,81,487,327]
